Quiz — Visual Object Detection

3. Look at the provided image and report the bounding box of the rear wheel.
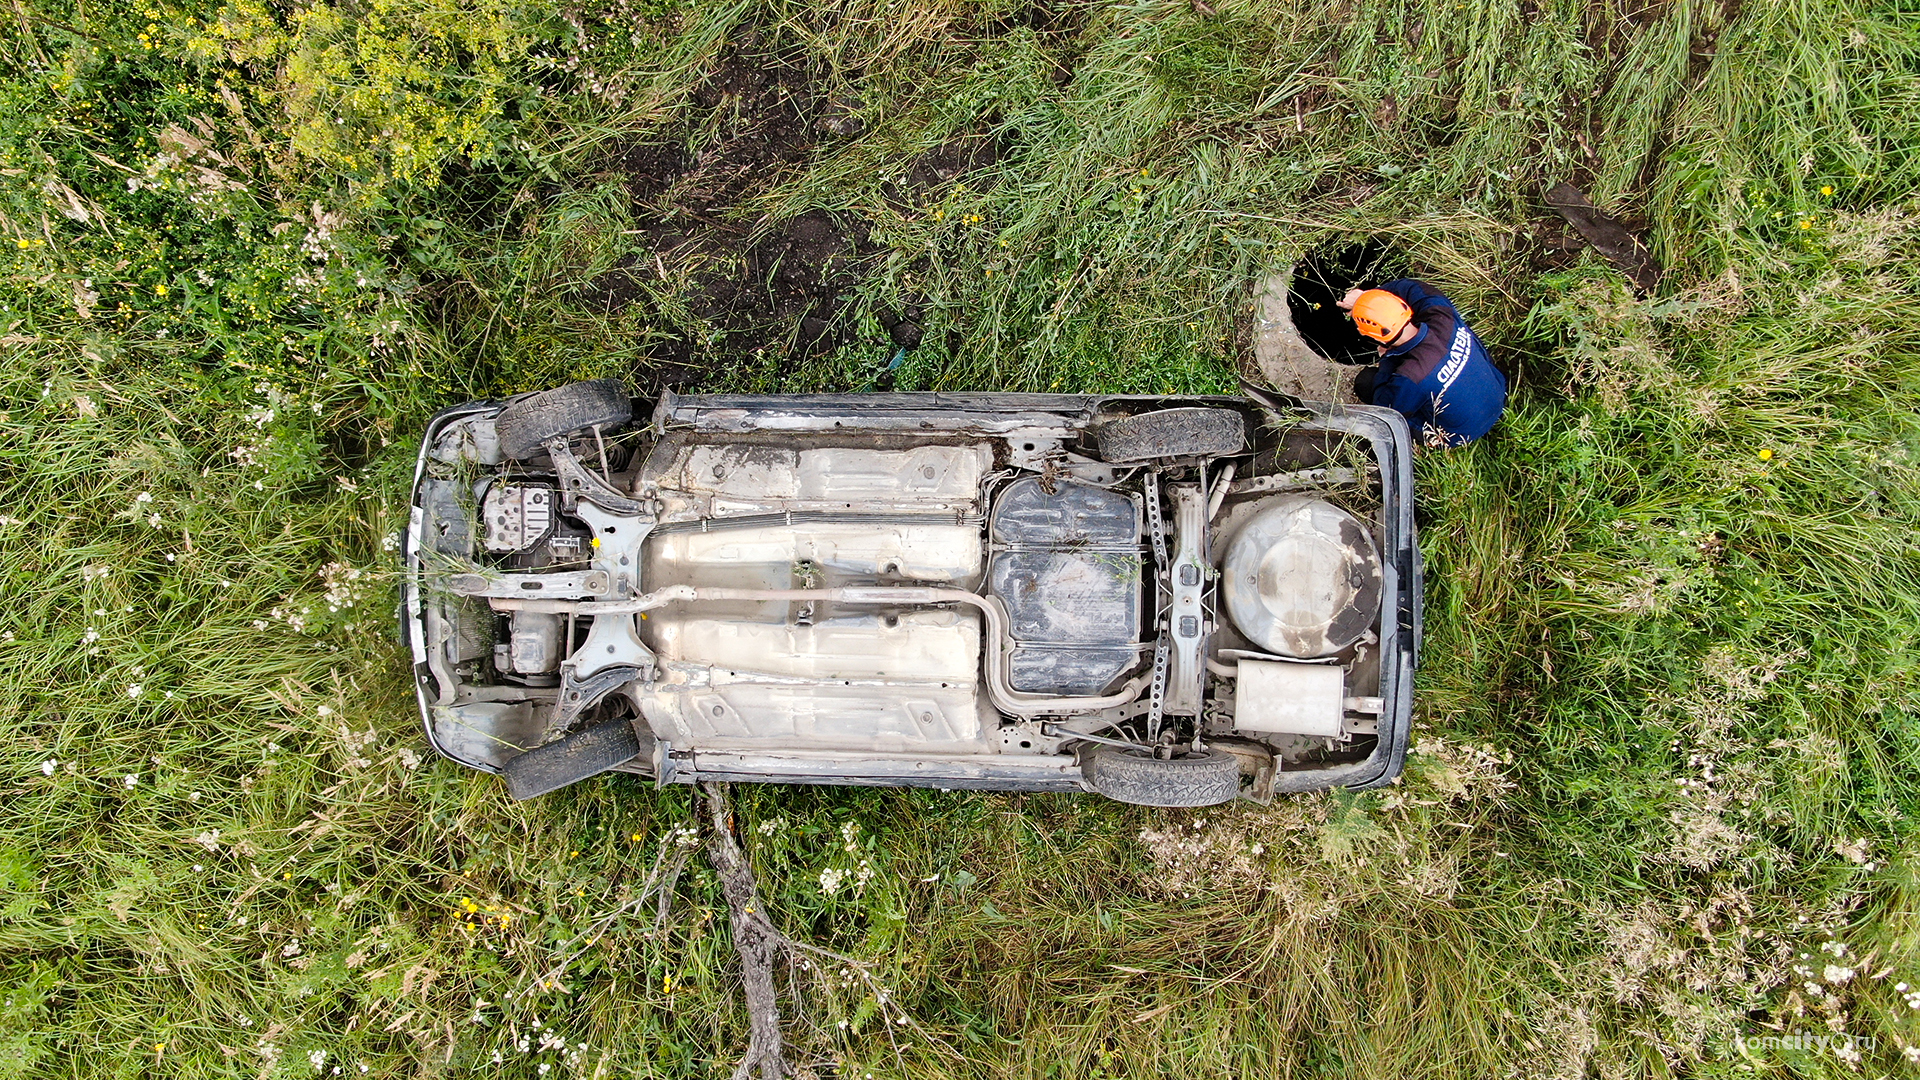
[1083,746,1240,807]
[494,379,633,461]
[1094,407,1246,463]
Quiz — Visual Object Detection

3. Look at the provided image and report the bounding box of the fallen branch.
[701,782,789,1080]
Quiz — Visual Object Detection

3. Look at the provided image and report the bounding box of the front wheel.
[494,379,633,461]
[1082,746,1240,807]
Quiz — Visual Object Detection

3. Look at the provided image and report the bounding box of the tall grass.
[0,0,1916,1075]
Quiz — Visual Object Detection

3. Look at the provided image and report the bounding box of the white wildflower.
[127,684,143,699]
[123,773,138,788]
[308,1048,325,1070]
[819,867,848,896]
[40,759,55,776]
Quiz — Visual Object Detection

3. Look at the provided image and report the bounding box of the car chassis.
[403,385,1420,806]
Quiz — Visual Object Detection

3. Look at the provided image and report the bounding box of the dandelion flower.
[1758,448,1773,461]
[1821,185,1834,196]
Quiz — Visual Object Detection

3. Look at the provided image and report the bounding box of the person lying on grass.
[1339,281,1507,447]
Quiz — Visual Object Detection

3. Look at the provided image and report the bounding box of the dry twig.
[702,782,789,1080]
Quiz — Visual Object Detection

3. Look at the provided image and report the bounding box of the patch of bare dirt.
[582,36,1005,379]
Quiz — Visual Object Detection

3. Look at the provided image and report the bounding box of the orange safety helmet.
[1350,289,1414,343]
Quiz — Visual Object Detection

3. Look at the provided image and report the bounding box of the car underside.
[404,383,1419,806]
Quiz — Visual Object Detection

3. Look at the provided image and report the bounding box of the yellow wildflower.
[1758,448,1774,461]
[1820,185,1834,196]
[1798,219,1812,230]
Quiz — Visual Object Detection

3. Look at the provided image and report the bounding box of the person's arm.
[1369,365,1427,419]
[1379,278,1453,321]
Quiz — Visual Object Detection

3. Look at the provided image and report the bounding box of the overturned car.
[404,382,1420,806]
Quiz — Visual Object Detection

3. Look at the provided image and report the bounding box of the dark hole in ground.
[1288,239,1409,365]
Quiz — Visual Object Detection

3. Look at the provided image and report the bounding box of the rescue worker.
[1338,280,1506,447]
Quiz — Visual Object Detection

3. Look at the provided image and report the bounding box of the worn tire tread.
[494,380,633,460]
[1095,408,1246,463]
[1083,746,1240,807]
[503,716,643,800]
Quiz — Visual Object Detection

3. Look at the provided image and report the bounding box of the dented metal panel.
[660,443,991,516]
[646,522,984,590]
[638,610,991,751]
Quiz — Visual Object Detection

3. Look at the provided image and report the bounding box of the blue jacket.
[1369,279,1506,446]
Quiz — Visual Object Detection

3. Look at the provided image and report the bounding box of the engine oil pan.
[1223,496,1382,658]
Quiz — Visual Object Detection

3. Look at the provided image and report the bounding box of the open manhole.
[1286,239,1409,365]
[1250,238,1412,401]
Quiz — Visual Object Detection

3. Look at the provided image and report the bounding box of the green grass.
[2,0,1919,1075]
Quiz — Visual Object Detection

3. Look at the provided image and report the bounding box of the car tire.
[1083,746,1241,807]
[503,716,644,800]
[494,379,633,461]
[1094,407,1246,463]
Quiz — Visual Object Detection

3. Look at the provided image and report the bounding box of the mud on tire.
[494,379,633,461]
[1094,407,1246,463]
[1083,746,1241,807]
